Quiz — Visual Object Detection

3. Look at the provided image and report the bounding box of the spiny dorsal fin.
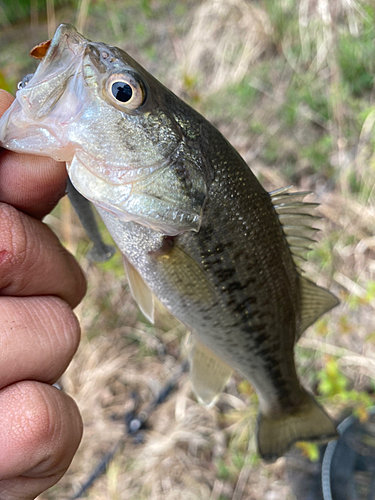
[189,338,233,407]
[274,202,319,215]
[123,255,155,324]
[270,187,339,336]
[270,185,310,204]
[299,276,339,337]
[283,225,318,240]
[270,186,320,267]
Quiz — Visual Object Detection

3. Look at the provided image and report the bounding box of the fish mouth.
[31,23,87,85]
[0,24,90,158]
[15,24,88,120]
[39,24,87,68]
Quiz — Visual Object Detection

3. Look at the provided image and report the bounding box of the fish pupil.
[111,81,133,102]
[17,73,34,90]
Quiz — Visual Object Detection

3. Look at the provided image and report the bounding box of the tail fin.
[257,391,337,461]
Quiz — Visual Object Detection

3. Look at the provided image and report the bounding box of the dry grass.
[181,0,273,95]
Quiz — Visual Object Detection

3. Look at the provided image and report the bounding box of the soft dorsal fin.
[189,338,233,407]
[123,255,155,324]
[270,186,320,267]
[298,276,339,338]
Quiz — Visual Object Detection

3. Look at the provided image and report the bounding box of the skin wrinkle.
[0,298,45,349]
[32,297,81,363]
[4,215,52,294]
[15,298,56,353]
[31,300,63,353]
[16,301,61,381]
[0,301,19,347]
[15,222,42,291]
[0,204,28,291]
[0,310,27,376]
[0,305,53,380]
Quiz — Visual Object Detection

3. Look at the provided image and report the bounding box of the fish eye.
[106,73,145,110]
[112,81,132,102]
[17,73,34,90]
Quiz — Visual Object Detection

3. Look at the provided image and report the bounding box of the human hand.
[0,89,87,499]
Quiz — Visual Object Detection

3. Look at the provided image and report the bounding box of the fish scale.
[0,24,339,460]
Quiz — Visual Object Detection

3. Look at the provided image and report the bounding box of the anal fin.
[189,338,233,407]
[123,255,154,324]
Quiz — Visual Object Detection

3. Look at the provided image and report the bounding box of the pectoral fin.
[153,243,217,305]
[189,338,233,407]
[123,256,154,323]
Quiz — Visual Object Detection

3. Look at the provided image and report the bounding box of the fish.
[0,24,339,460]
[66,177,115,262]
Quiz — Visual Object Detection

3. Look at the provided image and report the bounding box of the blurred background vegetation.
[1,0,375,499]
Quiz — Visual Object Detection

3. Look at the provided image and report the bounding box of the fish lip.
[29,24,87,81]
[19,24,87,95]
[0,24,89,149]
[43,24,87,66]
[14,24,88,120]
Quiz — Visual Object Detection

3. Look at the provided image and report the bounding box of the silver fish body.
[0,24,339,459]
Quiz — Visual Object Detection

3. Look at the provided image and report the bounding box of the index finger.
[0,90,68,219]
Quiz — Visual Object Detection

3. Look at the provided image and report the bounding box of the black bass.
[0,24,339,460]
